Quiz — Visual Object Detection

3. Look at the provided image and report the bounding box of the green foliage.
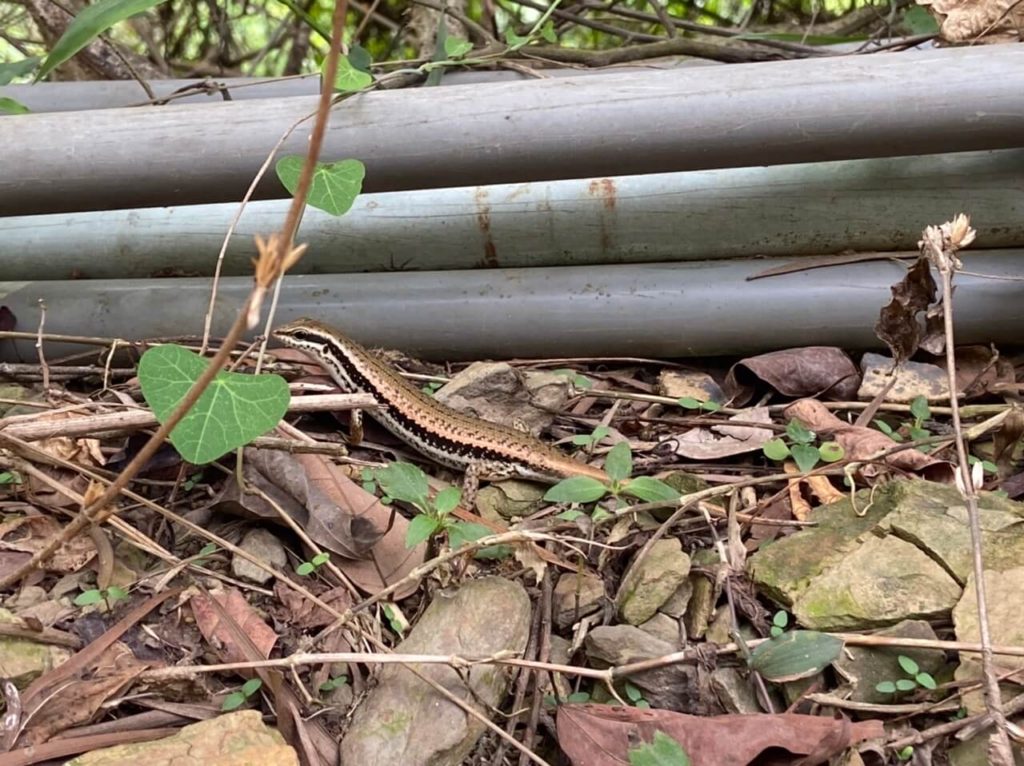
[874,395,932,444]
[373,462,507,556]
[325,53,373,91]
[623,681,649,709]
[0,471,22,485]
[903,6,940,34]
[319,674,348,693]
[36,0,170,81]
[296,551,330,576]
[967,455,998,475]
[572,425,611,447]
[897,745,915,761]
[275,157,365,217]
[762,418,844,473]
[74,585,129,609]
[0,58,40,85]
[443,37,473,59]
[544,443,680,507]
[628,730,691,766]
[748,629,843,682]
[222,678,263,711]
[769,609,789,638]
[553,368,593,390]
[382,602,408,635]
[0,98,30,115]
[677,396,721,413]
[138,344,290,465]
[875,654,937,695]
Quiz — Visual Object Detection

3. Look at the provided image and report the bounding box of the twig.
[921,214,1014,764]
[34,300,49,393]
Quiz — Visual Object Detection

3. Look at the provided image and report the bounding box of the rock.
[750,480,1024,631]
[657,371,724,404]
[0,384,28,416]
[684,550,720,640]
[659,581,693,619]
[585,625,716,714]
[792,535,961,630]
[616,539,691,626]
[710,667,763,714]
[68,710,296,765]
[834,620,947,703]
[0,608,72,687]
[340,577,530,766]
[231,528,288,585]
[947,732,1024,766]
[475,480,547,520]
[553,571,605,629]
[435,363,568,436]
[639,613,681,647]
[858,353,949,403]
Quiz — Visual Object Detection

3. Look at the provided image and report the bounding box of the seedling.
[769,610,789,638]
[319,675,349,694]
[623,681,650,709]
[572,425,612,447]
[421,380,444,395]
[371,462,504,555]
[762,418,844,473]
[74,585,129,610]
[382,602,409,636]
[875,655,937,695]
[222,678,262,711]
[296,552,331,576]
[545,442,680,518]
[677,396,721,413]
[0,471,22,485]
[553,368,593,390]
[874,395,932,444]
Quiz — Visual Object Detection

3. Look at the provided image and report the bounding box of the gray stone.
[231,528,288,585]
[585,625,715,714]
[659,580,693,619]
[792,535,961,630]
[858,353,950,403]
[435,362,567,436]
[340,577,531,766]
[474,480,547,520]
[553,571,605,629]
[710,667,763,714]
[657,371,723,404]
[617,538,691,626]
[639,613,681,647]
[834,620,947,703]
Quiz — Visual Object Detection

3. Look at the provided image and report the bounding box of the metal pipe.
[1,149,1021,280]
[2,253,1021,360]
[1,45,1022,216]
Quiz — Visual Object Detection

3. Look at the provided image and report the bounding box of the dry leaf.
[0,515,96,573]
[190,588,278,664]
[917,0,1023,42]
[667,407,774,460]
[874,256,937,365]
[724,347,860,407]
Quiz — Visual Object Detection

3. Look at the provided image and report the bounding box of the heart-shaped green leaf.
[138,344,289,465]
[275,156,365,217]
[326,54,373,92]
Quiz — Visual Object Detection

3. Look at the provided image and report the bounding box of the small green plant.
[762,418,845,473]
[875,655,937,695]
[628,730,691,766]
[372,463,505,556]
[571,425,611,447]
[896,745,915,761]
[0,471,22,485]
[553,368,593,390]
[318,675,349,694]
[74,585,129,610]
[544,442,680,515]
[222,678,262,711]
[967,454,998,476]
[421,380,444,396]
[769,610,789,638]
[677,396,721,413]
[296,551,331,576]
[181,471,204,491]
[623,681,650,709]
[874,395,932,444]
[382,602,409,636]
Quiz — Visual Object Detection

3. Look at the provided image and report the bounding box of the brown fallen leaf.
[917,0,1023,43]
[874,256,939,364]
[0,515,96,573]
[784,399,954,482]
[724,348,859,407]
[190,587,277,665]
[665,407,774,460]
[784,463,845,522]
[272,582,352,630]
[557,704,884,766]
